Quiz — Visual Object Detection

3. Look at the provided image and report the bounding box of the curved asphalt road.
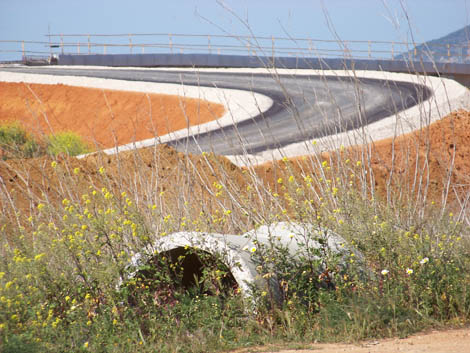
[0,67,431,155]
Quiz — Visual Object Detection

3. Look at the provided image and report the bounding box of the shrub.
[46,131,91,157]
[1,334,41,353]
[0,122,42,159]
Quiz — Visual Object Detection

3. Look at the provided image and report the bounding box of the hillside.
[396,25,470,63]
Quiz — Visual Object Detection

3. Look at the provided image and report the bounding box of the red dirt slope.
[0,82,225,149]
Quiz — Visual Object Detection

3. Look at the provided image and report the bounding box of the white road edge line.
[1,67,469,167]
[0,70,273,156]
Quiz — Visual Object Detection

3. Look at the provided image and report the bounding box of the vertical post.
[21,41,25,58]
[77,42,80,54]
[169,33,173,54]
[88,35,91,54]
[129,34,133,54]
[271,35,275,57]
[60,34,64,54]
[391,42,394,60]
[142,45,145,54]
[104,45,107,54]
[48,32,52,57]
[208,35,211,54]
[368,40,371,59]
[447,44,451,59]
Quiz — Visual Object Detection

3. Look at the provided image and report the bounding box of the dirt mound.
[370,110,470,202]
[0,82,247,229]
[0,82,225,149]
[0,144,246,223]
[255,110,470,207]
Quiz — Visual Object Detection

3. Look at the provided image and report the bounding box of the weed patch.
[46,131,91,157]
[0,137,469,352]
[0,121,91,159]
[0,121,42,159]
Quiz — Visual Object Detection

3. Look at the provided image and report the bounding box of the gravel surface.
[232,327,470,353]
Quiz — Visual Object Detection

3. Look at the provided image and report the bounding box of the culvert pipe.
[127,222,363,303]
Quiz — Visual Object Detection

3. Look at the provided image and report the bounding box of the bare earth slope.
[0,82,225,148]
[255,110,470,206]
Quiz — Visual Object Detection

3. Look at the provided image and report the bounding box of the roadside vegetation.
[0,121,90,159]
[0,78,469,352]
[0,122,42,160]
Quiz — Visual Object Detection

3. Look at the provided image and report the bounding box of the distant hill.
[396,25,470,63]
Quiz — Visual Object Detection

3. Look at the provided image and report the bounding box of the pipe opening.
[127,247,239,305]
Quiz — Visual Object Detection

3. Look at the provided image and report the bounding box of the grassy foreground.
[0,113,469,352]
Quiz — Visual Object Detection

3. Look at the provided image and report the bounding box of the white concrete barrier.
[126,222,363,303]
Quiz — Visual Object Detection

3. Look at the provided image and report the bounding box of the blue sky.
[1,0,467,59]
